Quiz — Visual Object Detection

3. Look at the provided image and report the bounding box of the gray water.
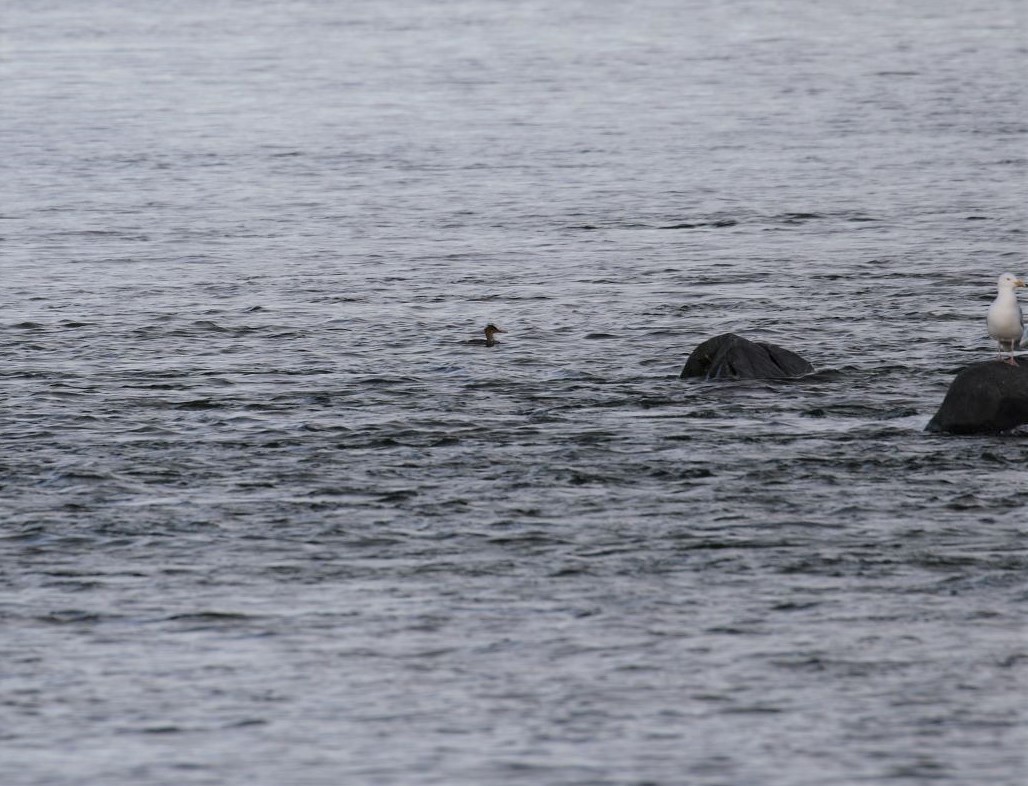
[2,1,1026,784]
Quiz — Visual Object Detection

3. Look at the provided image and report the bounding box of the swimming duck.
[466,324,505,347]
[986,273,1025,365]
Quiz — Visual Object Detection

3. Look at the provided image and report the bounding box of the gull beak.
[1017,279,1026,288]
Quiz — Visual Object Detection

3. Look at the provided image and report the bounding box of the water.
[2,1,1026,784]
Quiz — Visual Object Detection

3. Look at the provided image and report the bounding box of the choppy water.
[2,1,1026,784]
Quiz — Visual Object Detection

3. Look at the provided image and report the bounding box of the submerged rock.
[680,333,814,380]
[925,358,1028,434]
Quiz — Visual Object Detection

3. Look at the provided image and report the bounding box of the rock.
[925,358,1028,434]
[680,333,815,380]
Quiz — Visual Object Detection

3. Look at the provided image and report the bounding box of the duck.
[986,272,1025,365]
[466,324,505,347]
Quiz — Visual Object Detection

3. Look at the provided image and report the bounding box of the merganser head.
[997,273,1025,290]
[484,324,505,338]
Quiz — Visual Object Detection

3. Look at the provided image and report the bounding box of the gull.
[986,273,1025,365]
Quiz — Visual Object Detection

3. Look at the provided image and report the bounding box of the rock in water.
[680,333,815,380]
[925,359,1028,434]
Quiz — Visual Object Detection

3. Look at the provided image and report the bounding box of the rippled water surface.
[3,1,1027,784]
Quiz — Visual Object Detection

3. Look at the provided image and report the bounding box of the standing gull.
[986,273,1025,365]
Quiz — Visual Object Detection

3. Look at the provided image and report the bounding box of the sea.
[2,1,1026,784]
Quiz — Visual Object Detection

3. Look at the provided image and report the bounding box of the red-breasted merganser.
[466,324,505,347]
[987,273,1025,365]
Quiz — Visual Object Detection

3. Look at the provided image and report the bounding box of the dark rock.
[925,358,1028,434]
[680,333,815,380]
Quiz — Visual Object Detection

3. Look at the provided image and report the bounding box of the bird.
[465,324,505,347]
[986,273,1025,365]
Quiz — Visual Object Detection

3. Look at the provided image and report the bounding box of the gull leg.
[1005,340,1017,366]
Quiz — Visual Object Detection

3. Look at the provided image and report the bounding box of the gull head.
[997,273,1025,291]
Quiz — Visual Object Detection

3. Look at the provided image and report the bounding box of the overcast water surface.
[2,1,1027,784]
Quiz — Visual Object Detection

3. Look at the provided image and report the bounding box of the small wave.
[191,320,230,332]
[173,398,224,410]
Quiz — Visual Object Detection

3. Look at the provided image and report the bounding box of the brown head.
[484,324,505,339]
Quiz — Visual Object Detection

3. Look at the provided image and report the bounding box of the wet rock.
[680,333,815,380]
[925,358,1028,434]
